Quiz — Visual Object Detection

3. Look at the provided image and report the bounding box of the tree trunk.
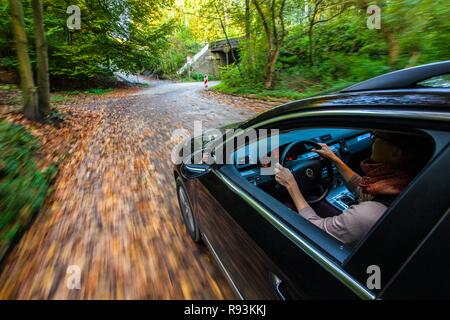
[357,0,400,68]
[214,1,239,66]
[245,0,252,70]
[308,25,314,66]
[32,0,50,116]
[8,0,40,120]
[382,26,400,68]
[245,0,250,43]
[264,48,279,89]
[252,0,285,88]
[407,50,421,67]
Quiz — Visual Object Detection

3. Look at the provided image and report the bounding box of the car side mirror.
[181,163,211,180]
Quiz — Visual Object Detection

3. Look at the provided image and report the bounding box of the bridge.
[209,37,241,52]
[177,37,242,77]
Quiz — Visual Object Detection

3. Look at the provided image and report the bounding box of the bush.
[178,71,218,82]
[190,71,206,82]
[0,121,57,260]
[219,65,244,88]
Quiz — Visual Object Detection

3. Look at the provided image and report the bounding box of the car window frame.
[214,108,449,298]
[214,165,375,299]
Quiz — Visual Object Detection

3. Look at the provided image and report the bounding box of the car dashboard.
[234,128,372,213]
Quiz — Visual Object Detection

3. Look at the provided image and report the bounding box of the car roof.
[242,89,450,128]
[241,61,450,129]
[341,61,450,92]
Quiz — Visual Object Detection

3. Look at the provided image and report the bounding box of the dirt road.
[0,81,261,299]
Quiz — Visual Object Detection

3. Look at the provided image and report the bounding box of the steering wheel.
[279,140,334,204]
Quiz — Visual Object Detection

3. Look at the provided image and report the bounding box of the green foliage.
[191,71,214,81]
[1,0,449,94]
[215,0,450,99]
[155,26,203,76]
[0,84,18,90]
[60,88,113,95]
[177,71,218,82]
[0,120,57,259]
[84,88,113,95]
[49,94,65,102]
[0,1,16,70]
[219,65,244,88]
[46,107,66,123]
[213,78,327,100]
[1,0,175,84]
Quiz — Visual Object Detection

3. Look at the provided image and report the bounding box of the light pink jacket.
[298,174,387,246]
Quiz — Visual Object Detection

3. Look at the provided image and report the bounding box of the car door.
[189,123,375,299]
[379,208,450,299]
[189,113,449,299]
[192,163,374,299]
[192,171,286,299]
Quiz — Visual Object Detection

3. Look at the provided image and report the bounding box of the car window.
[232,126,433,259]
[417,74,450,88]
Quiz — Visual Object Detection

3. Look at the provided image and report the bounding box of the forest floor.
[0,80,275,299]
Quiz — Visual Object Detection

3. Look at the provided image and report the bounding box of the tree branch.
[252,0,271,45]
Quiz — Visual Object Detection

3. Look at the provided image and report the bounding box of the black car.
[173,61,450,300]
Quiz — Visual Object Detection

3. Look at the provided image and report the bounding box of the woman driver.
[274,132,427,246]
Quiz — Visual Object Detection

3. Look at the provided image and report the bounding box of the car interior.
[231,127,433,228]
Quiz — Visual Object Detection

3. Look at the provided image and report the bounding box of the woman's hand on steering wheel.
[274,163,297,190]
[278,140,335,204]
[312,143,338,162]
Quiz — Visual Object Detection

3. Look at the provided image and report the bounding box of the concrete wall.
[190,51,223,77]
[190,49,239,78]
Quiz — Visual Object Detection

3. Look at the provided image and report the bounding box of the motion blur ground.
[0,81,269,299]
[1,0,448,303]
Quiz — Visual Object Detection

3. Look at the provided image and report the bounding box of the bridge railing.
[177,43,209,75]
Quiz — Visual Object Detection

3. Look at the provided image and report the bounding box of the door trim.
[202,233,244,300]
[213,169,375,300]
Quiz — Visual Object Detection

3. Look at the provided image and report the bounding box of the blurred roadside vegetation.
[213,0,450,99]
[0,120,57,260]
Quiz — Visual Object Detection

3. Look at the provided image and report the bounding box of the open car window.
[229,126,434,263]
